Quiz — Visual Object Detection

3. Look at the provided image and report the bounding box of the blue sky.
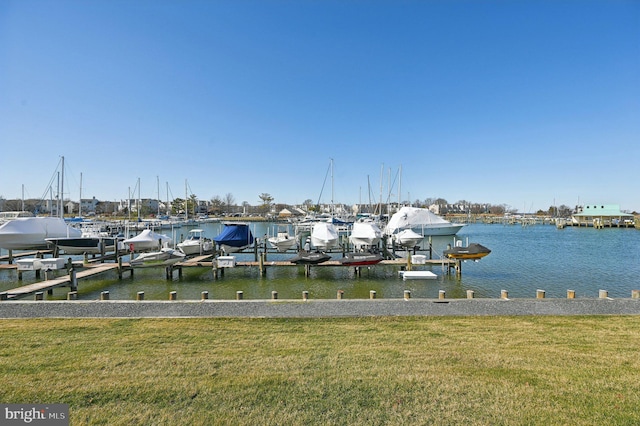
[1,0,639,213]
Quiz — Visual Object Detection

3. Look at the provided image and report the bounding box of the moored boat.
[394,229,424,249]
[0,217,83,250]
[213,223,254,253]
[268,225,298,252]
[349,220,382,249]
[310,222,339,250]
[338,251,383,266]
[289,251,331,265]
[123,229,173,252]
[384,206,464,237]
[129,248,186,268]
[443,243,491,260]
[177,229,214,255]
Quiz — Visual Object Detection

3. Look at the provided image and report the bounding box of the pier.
[0,263,127,301]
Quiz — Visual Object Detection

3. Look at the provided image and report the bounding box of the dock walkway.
[0,263,121,300]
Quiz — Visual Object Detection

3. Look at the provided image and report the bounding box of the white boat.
[349,220,382,249]
[177,229,214,256]
[123,229,172,252]
[213,223,254,254]
[310,221,339,250]
[268,225,298,252]
[129,248,185,268]
[384,206,464,237]
[0,217,83,250]
[395,229,424,249]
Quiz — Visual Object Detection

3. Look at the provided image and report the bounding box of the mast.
[137,177,141,222]
[330,158,334,215]
[157,176,160,217]
[60,156,64,218]
[185,179,188,221]
[79,172,83,217]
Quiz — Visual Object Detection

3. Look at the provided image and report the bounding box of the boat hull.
[289,251,331,265]
[443,243,491,260]
[0,217,83,250]
[339,252,383,266]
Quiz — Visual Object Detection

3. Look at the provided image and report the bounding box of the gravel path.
[0,298,639,318]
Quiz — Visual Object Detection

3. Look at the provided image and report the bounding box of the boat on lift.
[288,251,331,265]
[0,217,82,250]
[394,229,424,249]
[268,225,298,252]
[177,229,214,255]
[338,251,383,266]
[213,223,254,253]
[129,247,186,268]
[443,243,491,260]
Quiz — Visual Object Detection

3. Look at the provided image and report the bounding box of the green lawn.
[1,316,639,425]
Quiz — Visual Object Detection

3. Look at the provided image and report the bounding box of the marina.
[0,220,638,302]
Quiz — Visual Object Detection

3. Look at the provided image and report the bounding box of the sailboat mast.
[157,176,160,217]
[79,172,83,217]
[185,179,188,221]
[330,158,334,215]
[60,156,64,218]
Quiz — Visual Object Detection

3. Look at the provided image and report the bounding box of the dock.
[0,263,123,301]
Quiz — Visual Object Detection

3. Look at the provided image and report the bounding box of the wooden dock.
[0,263,122,301]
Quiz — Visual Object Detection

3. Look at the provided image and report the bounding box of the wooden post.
[501,289,508,299]
[201,291,209,300]
[337,290,344,300]
[632,290,640,299]
[117,256,123,279]
[599,289,608,299]
[271,291,278,300]
[169,291,177,301]
[34,292,44,301]
[236,291,243,300]
[100,291,110,300]
[406,252,412,271]
[536,289,546,299]
[467,289,475,299]
[370,290,376,299]
[8,249,13,264]
[438,290,445,300]
[302,291,309,301]
[404,290,411,300]
[69,269,78,292]
[567,290,576,299]
[455,260,462,277]
[18,270,23,281]
[67,291,78,300]
[137,291,145,301]
[305,264,310,277]
[259,253,265,276]
[428,236,433,259]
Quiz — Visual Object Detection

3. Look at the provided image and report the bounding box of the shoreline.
[1,298,639,318]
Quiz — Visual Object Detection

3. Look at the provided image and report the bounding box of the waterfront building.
[571,204,634,227]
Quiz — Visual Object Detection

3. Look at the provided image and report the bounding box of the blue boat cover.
[214,224,254,248]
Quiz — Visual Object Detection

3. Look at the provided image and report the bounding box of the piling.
[567,290,576,299]
[201,291,209,300]
[67,291,78,300]
[632,290,640,299]
[303,291,309,301]
[599,290,608,299]
[271,291,278,300]
[137,291,145,301]
[438,290,445,300]
[467,290,475,299]
[370,290,376,299]
[236,291,243,300]
[337,290,344,300]
[404,290,411,300]
[501,290,508,299]
[100,291,110,301]
[536,289,546,299]
[69,269,78,292]
[34,292,44,301]
[169,291,177,301]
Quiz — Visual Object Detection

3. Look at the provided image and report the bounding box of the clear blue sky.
[1,0,639,213]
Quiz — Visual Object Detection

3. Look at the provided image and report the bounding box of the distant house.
[571,204,634,227]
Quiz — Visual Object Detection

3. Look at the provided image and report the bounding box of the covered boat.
[288,251,331,265]
[268,225,298,252]
[394,229,424,249]
[443,243,491,260]
[0,217,82,250]
[213,223,254,253]
[384,206,464,237]
[123,229,172,252]
[310,222,339,250]
[349,220,382,249]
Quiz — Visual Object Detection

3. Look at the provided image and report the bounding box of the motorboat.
[443,243,491,260]
[177,229,214,256]
[288,251,331,265]
[338,251,383,266]
[394,229,424,249]
[213,223,254,253]
[0,217,83,250]
[384,206,464,237]
[310,222,339,250]
[123,229,172,252]
[349,220,382,249]
[45,225,121,255]
[129,248,186,268]
[267,225,298,252]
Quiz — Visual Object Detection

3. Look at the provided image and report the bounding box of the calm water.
[1,222,639,300]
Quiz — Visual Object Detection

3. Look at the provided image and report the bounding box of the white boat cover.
[349,221,382,247]
[0,217,82,250]
[311,222,339,250]
[384,206,463,236]
[123,229,172,251]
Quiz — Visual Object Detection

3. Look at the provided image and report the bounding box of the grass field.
[1,316,639,425]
